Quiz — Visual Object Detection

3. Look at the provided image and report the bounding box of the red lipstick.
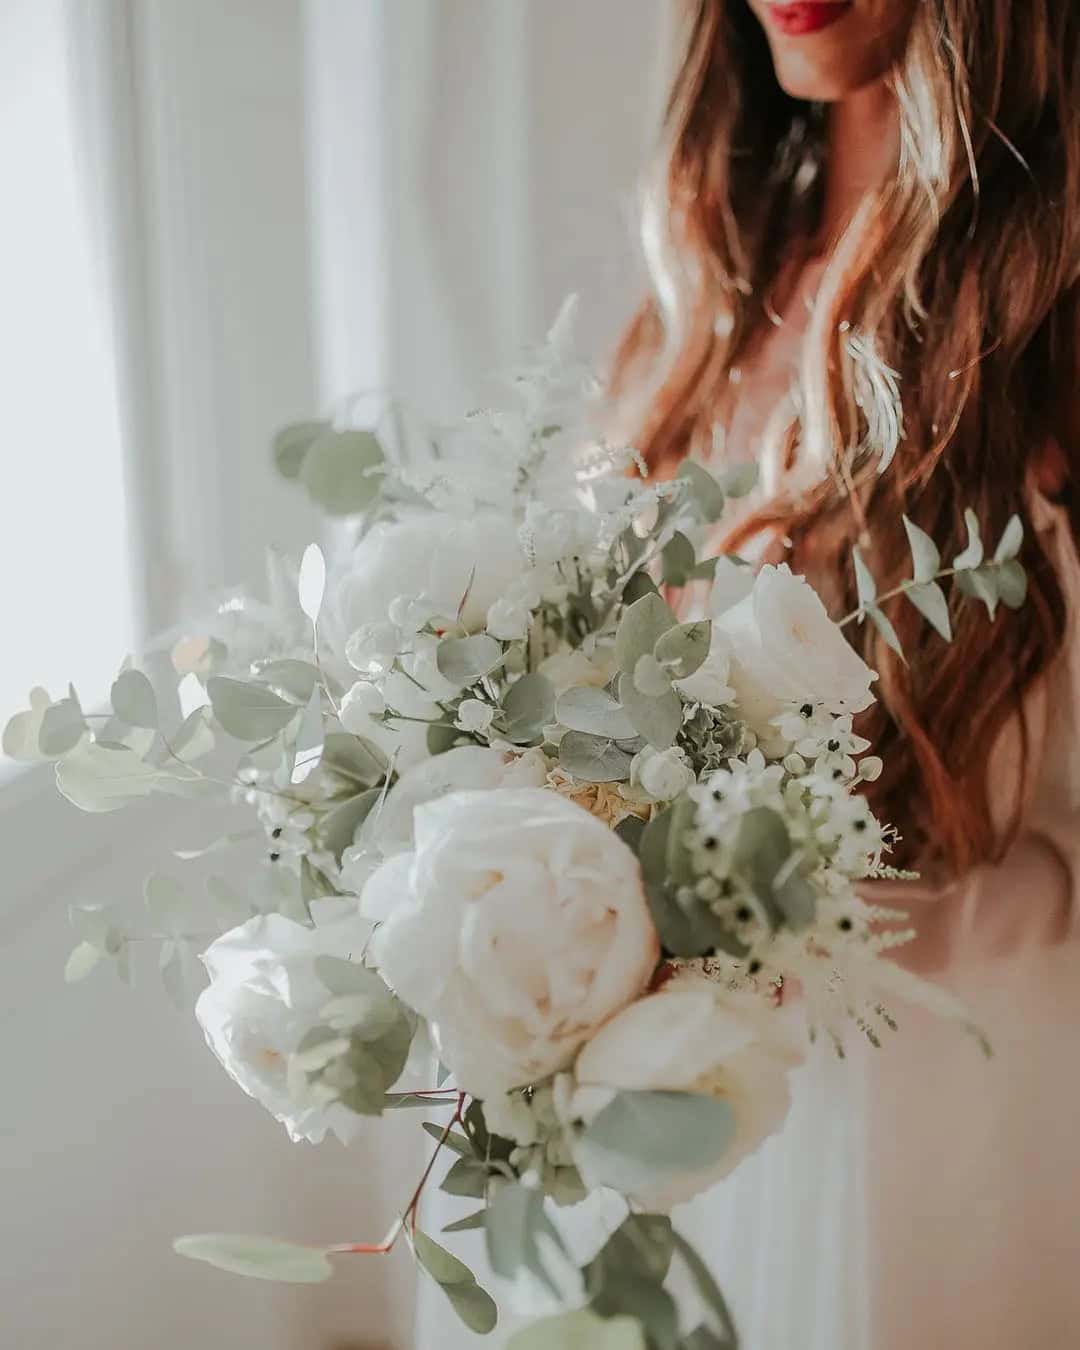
[764,2,853,36]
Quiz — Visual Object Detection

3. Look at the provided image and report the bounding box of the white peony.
[328,512,525,650]
[711,564,876,752]
[360,788,659,1098]
[562,978,803,1210]
[630,745,695,801]
[195,910,372,1144]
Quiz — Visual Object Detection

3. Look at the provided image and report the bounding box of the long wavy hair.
[613,0,1080,877]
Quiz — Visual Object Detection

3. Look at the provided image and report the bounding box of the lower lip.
[764,2,853,36]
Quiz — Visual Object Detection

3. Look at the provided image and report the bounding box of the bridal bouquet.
[6,307,1024,1348]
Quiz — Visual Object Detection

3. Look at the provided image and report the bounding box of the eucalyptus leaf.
[717,461,759,498]
[555,686,637,740]
[576,1091,735,1196]
[618,673,683,751]
[866,604,906,661]
[171,706,216,762]
[298,542,327,624]
[956,566,1000,619]
[559,731,633,783]
[414,1230,498,1335]
[299,428,385,516]
[273,420,329,480]
[207,676,299,742]
[111,669,158,729]
[55,741,165,812]
[484,1182,568,1299]
[507,1310,646,1350]
[852,548,878,609]
[64,940,104,983]
[442,1210,487,1234]
[319,789,381,861]
[661,531,697,587]
[436,634,504,687]
[902,515,941,585]
[997,558,1028,609]
[994,514,1024,564]
[441,1157,490,1199]
[585,1214,674,1289]
[615,593,676,675]
[676,460,727,523]
[632,654,674,698]
[953,508,984,571]
[322,731,388,786]
[502,673,555,744]
[38,698,87,757]
[422,1123,475,1158]
[254,660,321,704]
[621,571,659,605]
[591,1276,679,1350]
[654,621,712,680]
[173,1234,333,1284]
[904,581,952,641]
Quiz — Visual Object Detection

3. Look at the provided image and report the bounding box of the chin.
[751,1,915,102]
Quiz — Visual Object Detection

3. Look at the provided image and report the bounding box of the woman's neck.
[817,81,900,248]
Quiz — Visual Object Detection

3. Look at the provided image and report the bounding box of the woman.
[612,2,1080,1346]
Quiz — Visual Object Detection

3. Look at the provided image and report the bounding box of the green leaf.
[299,428,385,516]
[414,1230,498,1335]
[902,515,941,585]
[585,1214,674,1288]
[64,940,104,984]
[436,634,504,687]
[322,731,388,785]
[661,531,697,587]
[484,1182,568,1299]
[55,741,165,812]
[852,548,877,609]
[38,698,87,757]
[621,571,659,605]
[273,420,330,479]
[576,1091,736,1196]
[731,805,791,927]
[319,788,381,861]
[644,881,746,959]
[111,669,159,729]
[670,1231,739,1347]
[422,1122,474,1158]
[716,461,758,498]
[254,659,321,704]
[618,673,683,751]
[996,558,1028,609]
[207,676,298,742]
[953,508,984,571]
[654,621,712,680]
[615,593,677,675]
[442,1209,487,1234]
[298,542,326,623]
[632,654,674,698]
[866,604,906,662]
[556,686,637,740]
[441,1157,490,1199]
[904,581,952,641]
[956,567,1000,619]
[173,1234,334,1284]
[502,673,556,744]
[677,461,727,523]
[994,514,1024,564]
[559,731,633,783]
[171,706,216,762]
[591,1277,679,1350]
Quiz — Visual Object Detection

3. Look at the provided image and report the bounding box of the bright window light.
[0,1,136,731]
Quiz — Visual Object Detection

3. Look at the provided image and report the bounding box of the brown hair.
[613,0,1080,877]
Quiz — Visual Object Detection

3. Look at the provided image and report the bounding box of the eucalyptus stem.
[837,567,959,628]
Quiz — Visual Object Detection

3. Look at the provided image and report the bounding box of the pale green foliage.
[484,1182,569,1299]
[507,1311,647,1350]
[173,1234,334,1284]
[298,428,385,516]
[413,1230,498,1335]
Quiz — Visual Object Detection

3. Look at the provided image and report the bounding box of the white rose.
[194,910,373,1144]
[455,698,494,734]
[328,512,525,653]
[563,978,802,1210]
[712,564,876,752]
[538,645,617,696]
[353,744,549,865]
[360,788,659,1097]
[631,745,695,801]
